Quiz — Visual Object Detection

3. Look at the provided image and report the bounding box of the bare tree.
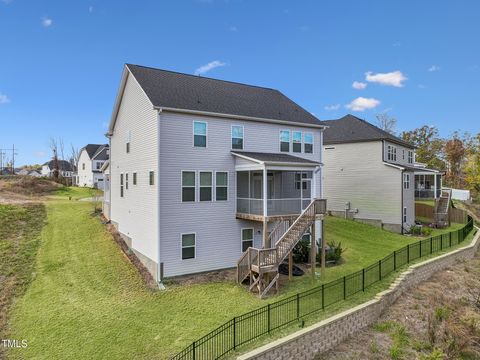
[49,137,60,180]
[375,113,397,135]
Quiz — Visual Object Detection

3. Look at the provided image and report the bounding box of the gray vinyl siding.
[383,140,415,167]
[323,141,402,226]
[402,170,415,227]
[110,72,159,273]
[159,111,322,277]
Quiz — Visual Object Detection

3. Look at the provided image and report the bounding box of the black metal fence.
[171,216,475,360]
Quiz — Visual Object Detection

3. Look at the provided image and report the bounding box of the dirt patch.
[317,253,480,360]
[0,177,61,204]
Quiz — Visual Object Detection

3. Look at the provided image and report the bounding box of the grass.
[5,189,475,359]
[50,186,102,200]
[0,203,46,358]
[416,200,436,207]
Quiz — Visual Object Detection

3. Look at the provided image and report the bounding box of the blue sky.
[1,0,479,166]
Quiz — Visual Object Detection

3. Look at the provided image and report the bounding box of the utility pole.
[0,145,18,175]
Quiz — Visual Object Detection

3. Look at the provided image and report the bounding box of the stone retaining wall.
[238,227,480,360]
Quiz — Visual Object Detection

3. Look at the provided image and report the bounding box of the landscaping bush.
[422,227,433,236]
[410,225,422,236]
[292,240,310,263]
[316,240,345,264]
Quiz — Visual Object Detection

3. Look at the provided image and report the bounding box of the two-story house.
[41,159,76,180]
[106,64,327,290]
[77,144,109,189]
[320,115,416,234]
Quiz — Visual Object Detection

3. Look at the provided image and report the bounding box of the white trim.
[383,162,405,171]
[214,171,229,202]
[241,228,254,253]
[231,152,264,164]
[263,166,268,217]
[193,120,208,148]
[181,232,196,260]
[199,171,213,202]
[181,170,197,202]
[231,124,244,150]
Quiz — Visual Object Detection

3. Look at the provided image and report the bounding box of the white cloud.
[345,97,380,112]
[88,6,94,13]
[194,60,226,75]
[365,70,407,87]
[428,65,440,72]
[42,17,53,27]
[324,104,340,111]
[352,81,367,90]
[0,93,10,104]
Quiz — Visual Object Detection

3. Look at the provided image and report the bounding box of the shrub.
[292,240,310,263]
[316,240,345,264]
[422,227,433,236]
[411,225,422,236]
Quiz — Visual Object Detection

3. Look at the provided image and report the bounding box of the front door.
[301,178,311,210]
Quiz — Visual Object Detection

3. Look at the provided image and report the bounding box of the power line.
[0,145,18,175]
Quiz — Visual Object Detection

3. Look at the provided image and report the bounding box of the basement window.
[241,228,253,252]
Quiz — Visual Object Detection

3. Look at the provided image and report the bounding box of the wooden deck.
[235,212,300,222]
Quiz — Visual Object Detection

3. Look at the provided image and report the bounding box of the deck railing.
[236,198,322,217]
[170,215,474,360]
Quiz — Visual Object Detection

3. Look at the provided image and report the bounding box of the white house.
[77,144,109,189]
[41,160,75,179]
[321,115,416,234]
[106,63,327,291]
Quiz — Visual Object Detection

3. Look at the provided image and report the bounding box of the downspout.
[157,109,166,290]
[401,170,404,235]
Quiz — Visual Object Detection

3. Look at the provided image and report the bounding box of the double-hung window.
[194,121,207,148]
[199,172,212,201]
[181,233,195,260]
[241,228,253,252]
[231,125,244,150]
[120,173,124,197]
[125,173,129,190]
[182,171,196,202]
[215,172,228,201]
[403,173,410,189]
[126,130,131,153]
[387,145,397,161]
[149,171,155,186]
[280,130,290,152]
[133,172,137,185]
[403,207,407,223]
[408,151,413,164]
[304,133,313,153]
[292,131,302,153]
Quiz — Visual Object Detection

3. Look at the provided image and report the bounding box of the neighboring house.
[28,169,42,177]
[106,63,326,283]
[77,144,109,189]
[41,160,75,179]
[320,114,416,234]
[101,160,110,220]
[17,168,29,176]
[413,162,444,199]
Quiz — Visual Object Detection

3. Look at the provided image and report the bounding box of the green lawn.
[5,194,472,359]
[415,199,435,207]
[50,186,103,200]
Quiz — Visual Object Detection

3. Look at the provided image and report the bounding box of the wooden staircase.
[236,199,326,298]
[434,189,451,228]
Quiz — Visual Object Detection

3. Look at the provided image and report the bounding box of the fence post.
[379,260,382,281]
[407,244,410,263]
[233,317,236,350]
[362,268,365,291]
[430,237,433,254]
[321,284,325,310]
[296,293,300,319]
[449,232,452,248]
[343,276,346,300]
[267,304,271,333]
[441,235,443,250]
[419,240,422,258]
[192,341,196,360]
[393,251,396,270]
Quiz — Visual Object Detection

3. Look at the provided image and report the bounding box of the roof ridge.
[126,63,279,92]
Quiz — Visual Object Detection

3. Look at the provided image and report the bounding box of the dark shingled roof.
[320,114,415,149]
[81,144,106,159]
[92,145,109,161]
[126,64,322,126]
[44,160,75,171]
[231,151,320,165]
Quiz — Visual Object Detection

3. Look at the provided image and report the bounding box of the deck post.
[320,217,325,281]
[288,250,293,281]
[310,221,316,277]
[262,166,269,248]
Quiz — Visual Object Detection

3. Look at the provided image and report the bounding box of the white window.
[120,173,124,198]
[215,172,228,201]
[231,125,244,150]
[293,131,302,153]
[149,171,154,186]
[96,162,103,170]
[126,130,131,153]
[125,173,129,190]
[408,151,414,164]
[193,121,207,148]
[133,172,137,185]
[199,172,212,201]
[241,228,254,252]
[280,130,290,152]
[403,173,410,189]
[82,163,85,170]
[403,207,407,223]
[402,150,405,160]
[304,133,313,154]
[181,233,195,260]
[387,145,397,161]
[182,171,196,202]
